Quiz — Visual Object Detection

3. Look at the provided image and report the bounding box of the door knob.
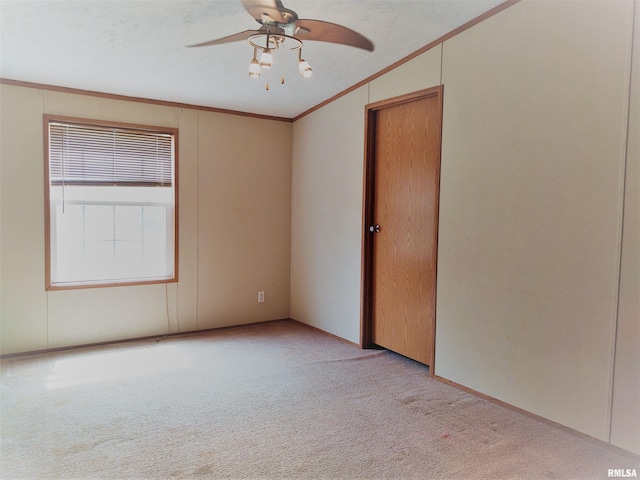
[369,224,380,233]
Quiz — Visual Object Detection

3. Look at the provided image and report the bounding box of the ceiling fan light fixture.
[297,48,312,78]
[249,58,261,78]
[249,48,261,78]
[187,0,374,89]
[259,48,272,69]
[298,58,312,78]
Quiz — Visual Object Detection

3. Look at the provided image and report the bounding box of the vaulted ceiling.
[1,0,506,119]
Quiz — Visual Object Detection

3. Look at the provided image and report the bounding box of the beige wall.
[290,86,369,343]
[290,0,638,453]
[436,0,633,442]
[610,0,640,455]
[369,46,442,103]
[0,87,48,352]
[197,112,292,329]
[0,85,292,354]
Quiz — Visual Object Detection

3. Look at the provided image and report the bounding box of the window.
[44,115,178,289]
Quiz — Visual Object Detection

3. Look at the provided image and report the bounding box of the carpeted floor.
[0,320,637,479]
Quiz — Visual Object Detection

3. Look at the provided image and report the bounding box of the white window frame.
[44,115,179,290]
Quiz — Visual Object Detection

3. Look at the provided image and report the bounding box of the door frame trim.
[360,85,444,375]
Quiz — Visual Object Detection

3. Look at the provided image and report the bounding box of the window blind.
[49,121,174,186]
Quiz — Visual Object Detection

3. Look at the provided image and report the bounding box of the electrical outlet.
[257,291,265,303]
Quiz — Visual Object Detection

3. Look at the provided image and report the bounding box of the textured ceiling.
[0,0,506,119]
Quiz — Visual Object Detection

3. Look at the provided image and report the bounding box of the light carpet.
[0,320,637,479]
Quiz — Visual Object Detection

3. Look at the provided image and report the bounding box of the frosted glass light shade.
[249,58,261,78]
[298,59,312,78]
[259,49,272,69]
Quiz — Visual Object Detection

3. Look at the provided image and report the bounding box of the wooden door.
[362,87,442,368]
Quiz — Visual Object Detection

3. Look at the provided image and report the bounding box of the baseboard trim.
[0,318,292,359]
[0,318,357,359]
[289,318,360,348]
[434,375,640,460]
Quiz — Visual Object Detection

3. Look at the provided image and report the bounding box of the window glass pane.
[115,241,143,277]
[115,206,142,241]
[142,205,168,275]
[55,204,84,281]
[85,205,114,242]
[86,238,115,279]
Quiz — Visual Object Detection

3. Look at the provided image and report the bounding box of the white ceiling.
[0,0,506,119]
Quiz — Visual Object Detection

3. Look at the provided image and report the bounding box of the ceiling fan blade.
[186,29,265,48]
[295,19,374,51]
[241,0,288,24]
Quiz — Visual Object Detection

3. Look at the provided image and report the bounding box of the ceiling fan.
[188,0,374,85]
